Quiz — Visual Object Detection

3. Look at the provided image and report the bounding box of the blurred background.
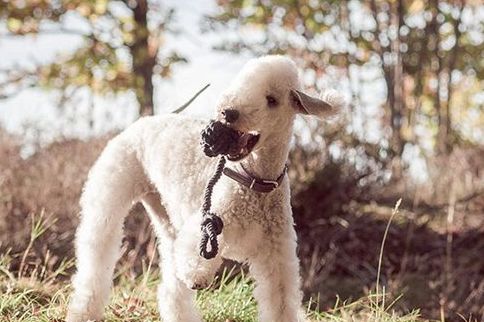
[0,0,482,321]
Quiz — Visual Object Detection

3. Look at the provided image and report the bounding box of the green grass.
[0,269,426,322]
[0,201,428,322]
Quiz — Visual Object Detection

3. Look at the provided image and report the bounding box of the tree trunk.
[390,0,405,156]
[370,0,405,157]
[442,0,465,154]
[430,0,446,154]
[128,0,156,116]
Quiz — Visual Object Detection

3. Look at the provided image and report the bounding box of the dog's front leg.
[249,225,306,322]
[157,232,204,322]
[174,213,223,290]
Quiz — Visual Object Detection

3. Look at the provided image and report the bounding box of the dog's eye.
[266,95,278,108]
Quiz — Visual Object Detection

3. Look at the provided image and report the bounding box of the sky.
[0,0,249,145]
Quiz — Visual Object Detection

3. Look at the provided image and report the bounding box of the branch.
[171,84,210,114]
[0,27,92,38]
[0,65,43,100]
[368,0,387,59]
[0,82,36,100]
[446,0,465,102]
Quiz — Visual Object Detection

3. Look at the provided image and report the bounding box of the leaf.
[7,18,22,33]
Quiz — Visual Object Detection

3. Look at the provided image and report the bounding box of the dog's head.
[215,55,345,161]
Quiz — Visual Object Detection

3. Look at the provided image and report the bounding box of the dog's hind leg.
[141,191,175,240]
[67,137,148,322]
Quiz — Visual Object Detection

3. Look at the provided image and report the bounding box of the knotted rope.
[199,120,240,260]
[199,156,226,259]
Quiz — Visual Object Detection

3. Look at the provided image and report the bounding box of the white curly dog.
[67,55,343,322]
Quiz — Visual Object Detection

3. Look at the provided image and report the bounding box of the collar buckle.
[261,179,279,190]
[249,178,256,190]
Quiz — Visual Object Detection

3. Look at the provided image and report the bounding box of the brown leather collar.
[222,164,288,193]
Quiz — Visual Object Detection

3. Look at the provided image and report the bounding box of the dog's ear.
[290,89,345,119]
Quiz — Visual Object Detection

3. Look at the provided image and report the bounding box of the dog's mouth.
[227,130,260,161]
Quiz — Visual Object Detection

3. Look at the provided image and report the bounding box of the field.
[1,0,483,320]
[0,131,482,322]
[0,265,425,322]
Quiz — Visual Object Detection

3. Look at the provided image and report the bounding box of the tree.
[207,0,483,156]
[0,0,186,116]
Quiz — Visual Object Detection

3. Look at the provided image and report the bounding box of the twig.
[170,83,210,113]
[376,198,401,304]
[442,182,456,316]
[18,212,40,279]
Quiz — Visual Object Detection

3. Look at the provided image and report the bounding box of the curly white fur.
[66,55,343,322]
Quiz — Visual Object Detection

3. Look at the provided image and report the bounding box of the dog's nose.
[222,109,239,123]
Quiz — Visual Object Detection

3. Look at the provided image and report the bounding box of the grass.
[0,267,426,322]
[0,201,430,322]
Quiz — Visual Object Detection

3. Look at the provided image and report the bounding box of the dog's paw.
[176,264,214,290]
[66,310,102,322]
[190,280,211,290]
[174,253,220,291]
[66,294,104,322]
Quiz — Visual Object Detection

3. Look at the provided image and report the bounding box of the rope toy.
[201,120,240,157]
[199,120,239,259]
[199,156,226,259]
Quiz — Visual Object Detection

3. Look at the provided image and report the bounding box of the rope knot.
[198,156,226,260]
[201,213,224,235]
[199,213,224,259]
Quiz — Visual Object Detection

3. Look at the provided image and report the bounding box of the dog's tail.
[67,133,148,322]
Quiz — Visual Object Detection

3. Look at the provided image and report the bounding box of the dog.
[66,55,344,322]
